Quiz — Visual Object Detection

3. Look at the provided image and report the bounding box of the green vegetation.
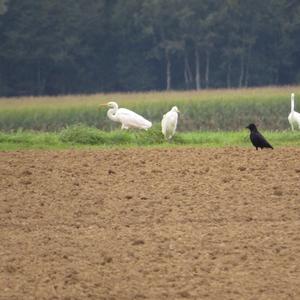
[0,130,65,150]
[1,124,300,151]
[0,86,298,131]
[1,87,299,151]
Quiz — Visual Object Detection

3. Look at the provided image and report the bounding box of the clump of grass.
[60,124,107,145]
[134,124,165,145]
[59,124,135,145]
[58,124,166,145]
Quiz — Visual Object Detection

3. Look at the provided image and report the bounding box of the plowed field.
[1,148,300,300]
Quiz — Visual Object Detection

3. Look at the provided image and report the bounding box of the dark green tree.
[0,0,300,95]
[140,0,187,90]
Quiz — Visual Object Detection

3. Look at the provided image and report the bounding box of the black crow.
[246,123,273,150]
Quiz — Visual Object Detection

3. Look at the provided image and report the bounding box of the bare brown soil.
[1,147,300,300]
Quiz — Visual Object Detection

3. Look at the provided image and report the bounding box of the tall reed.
[0,86,298,131]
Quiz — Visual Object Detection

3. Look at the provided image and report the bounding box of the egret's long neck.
[291,93,295,112]
[107,108,118,122]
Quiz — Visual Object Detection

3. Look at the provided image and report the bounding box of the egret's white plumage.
[161,106,180,140]
[288,93,300,131]
[103,101,152,130]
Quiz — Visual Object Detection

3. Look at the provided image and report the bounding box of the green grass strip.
[1,124,300,151]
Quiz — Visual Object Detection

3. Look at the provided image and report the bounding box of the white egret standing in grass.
[288,93,300,131]
[161,106,180,140]
[101,101,152,130]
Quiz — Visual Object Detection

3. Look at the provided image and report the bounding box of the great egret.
[161,106,180,140]
[101,101,152,130]
[288,93,300,131]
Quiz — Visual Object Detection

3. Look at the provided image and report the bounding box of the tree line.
[0,0,299,96]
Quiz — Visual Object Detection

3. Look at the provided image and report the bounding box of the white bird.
[101,101,152,130]
[288,93,300,131]
[161,106,180,140]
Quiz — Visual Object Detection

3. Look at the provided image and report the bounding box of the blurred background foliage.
[0,0,299,96]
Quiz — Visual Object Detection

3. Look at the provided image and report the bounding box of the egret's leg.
[291,123,294,131]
